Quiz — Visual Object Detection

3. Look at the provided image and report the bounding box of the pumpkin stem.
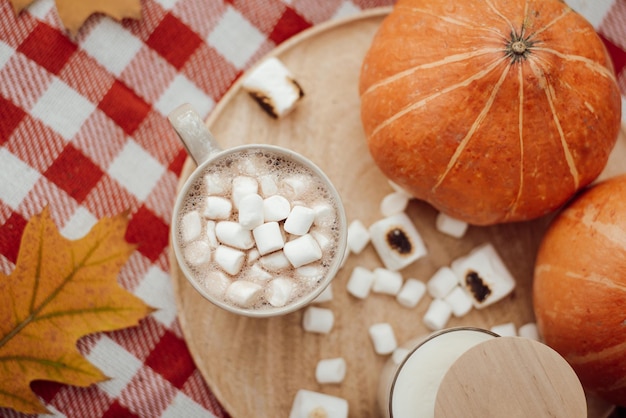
[506,32,534,63]
[511,41,526,54]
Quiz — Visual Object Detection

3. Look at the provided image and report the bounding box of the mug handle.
[168,103,222,165]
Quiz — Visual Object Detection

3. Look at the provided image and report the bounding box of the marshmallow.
[204,172,227,195]
[259,175,278,196]
[284,205,315,235]
[225,280,263,307]
[347,219,370,254]
[297,264,324,281]
[181,210,202,242]
[380,192,410,217]
[232,176,258,209]
[284,234,322,268]
[247,248,260,264]
[183,240,212,266]
[451,243,516,309]
[204,196,232,220]
[427,266,459,299]
[310,229,332,251]
[444,286,473,317]
[266,277,295,307]
[369,323,397,355]
[243,57,304,119]
[252,221,285,255]
[372,268,403,295]
[491,322,517,337]
[206,220,218,248]
[388,180,412,197]
[281,174,309,199]
[248,263,273,281]
[346,266,375,299]
[214,245,246,276]
[238,193,264,229]
[312,202,335,226]
[423,298,452,331]
[302,306,334,334]
[312,283,333,303]
[203,271,231,298]
[288,389,348,418]
[215,221,255,250]
[396,278,426,308]
[519,322,540,341]
[392,347,411,365]
[435,212,469,238]
[259,251,291,272]
[263,194,291,222]
[315,358,346,384]
[369,213,427,271]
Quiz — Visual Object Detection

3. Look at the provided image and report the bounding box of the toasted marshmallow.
[288,389,348,418]
[451,243,516,309]
[243,57,304,119]
[369,213,427,271]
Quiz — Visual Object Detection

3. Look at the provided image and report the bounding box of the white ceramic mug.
[169,104,347,318]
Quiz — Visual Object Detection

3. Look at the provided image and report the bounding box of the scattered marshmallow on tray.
[315,358,347,384]
[426,266,458,299]
[396,278,426,308]
[451,243,516,309]
[346,266,375,299]
[243,57,304,119]
[443,286,473,317]
[288,389,348,418]
[347,219,370,254]
[519,322,540,341]
[435,212,469,238]
[423,298,453,331]
[369,213,427,271]
[490,322,517,337]
[369,323,397,355]
[303,306,334,334]
[372,268,403,296]
[380,192,410,217]
[312,283,333,304]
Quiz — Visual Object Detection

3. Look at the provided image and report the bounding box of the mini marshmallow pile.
[178,151,340,310]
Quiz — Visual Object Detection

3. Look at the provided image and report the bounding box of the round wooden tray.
[169,7,625,417]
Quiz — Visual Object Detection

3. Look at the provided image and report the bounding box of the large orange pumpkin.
[359,0,621,225]
[533,174,626,406]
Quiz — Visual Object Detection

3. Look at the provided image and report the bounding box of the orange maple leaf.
[0,207,154,414]
[10,0,142,35]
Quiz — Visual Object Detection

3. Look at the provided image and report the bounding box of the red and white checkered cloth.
[0,0,624,417]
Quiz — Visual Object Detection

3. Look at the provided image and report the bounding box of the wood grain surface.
[169,7,625,417]
[434,337,586,417]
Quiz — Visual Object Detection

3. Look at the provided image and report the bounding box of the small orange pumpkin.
[533,174,626,406]
[359,0,621,225]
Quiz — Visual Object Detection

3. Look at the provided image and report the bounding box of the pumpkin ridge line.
[433,60,512,190]
[362,48,502,96]
[395,4,508,41]
[528,58,580,190]
[565,341,626,366]
[504,63,526,221]
[531,47,617,82]
[526,7,571,42]
[371,55,507,139]
[484,0,516,36]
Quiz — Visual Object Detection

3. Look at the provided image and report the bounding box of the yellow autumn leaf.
[10,0,142,35]
[0,207,154,414]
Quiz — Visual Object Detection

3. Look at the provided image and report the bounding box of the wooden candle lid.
[434,336,586,417]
